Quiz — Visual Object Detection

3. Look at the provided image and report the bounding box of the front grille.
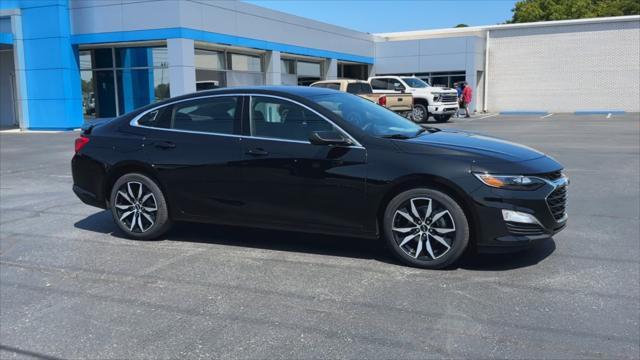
[441,94,458,103]
[537,170,563,181]
[547,185,568,221]
[506,222,546,236]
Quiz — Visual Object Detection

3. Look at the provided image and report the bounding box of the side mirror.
[393,83,405,92]
[309,131,353,146]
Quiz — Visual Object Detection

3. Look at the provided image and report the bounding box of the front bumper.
[428,103,459,115]
[470,176,568,253]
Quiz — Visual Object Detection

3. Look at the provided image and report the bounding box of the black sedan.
[72,86,568,269]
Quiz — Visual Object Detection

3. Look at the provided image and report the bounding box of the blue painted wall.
[1,0,82,129]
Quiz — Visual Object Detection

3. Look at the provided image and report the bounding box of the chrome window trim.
[129,92,364,149]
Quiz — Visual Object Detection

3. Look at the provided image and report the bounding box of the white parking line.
[477,113,498,120]
[541,113,554,119]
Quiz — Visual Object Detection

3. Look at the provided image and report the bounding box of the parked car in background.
[196,81,220,91]
[72,86,568,269]
[311,79,413,119]
[369,76,458,123]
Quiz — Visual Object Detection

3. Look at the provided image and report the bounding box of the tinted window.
[401,77,430,88]
[138,106,172,128]
[311,82,340,90]
[346,83,372,95]
[251,96,335,142]
[172,97,238,134]
[370,78,388,90]
[313,92,421,138]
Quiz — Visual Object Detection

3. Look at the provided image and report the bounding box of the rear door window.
[172,96,239,134]
[370,78,388,90]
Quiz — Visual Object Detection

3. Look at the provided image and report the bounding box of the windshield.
[402,77,430,88]
[312,93,423,138]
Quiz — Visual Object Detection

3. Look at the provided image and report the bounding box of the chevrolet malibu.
[72,86,568,269]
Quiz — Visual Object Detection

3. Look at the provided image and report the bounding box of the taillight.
[378,95,387,106]
[75,136,90,153]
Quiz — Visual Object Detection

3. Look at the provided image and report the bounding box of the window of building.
[280,58,323,86]
[229,53,262,72]
[78,47,170,120]
[250,96,335,142]
[172,97,238,134]
[195,48,265,89]
[281,59,295,74]
[195,49,225,70]
[338,63,369,80]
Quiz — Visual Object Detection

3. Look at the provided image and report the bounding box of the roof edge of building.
[374,15,640,41]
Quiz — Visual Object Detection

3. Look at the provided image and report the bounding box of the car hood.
[396,129,546,163]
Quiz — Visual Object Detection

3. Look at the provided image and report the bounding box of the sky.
[243,0,518,33]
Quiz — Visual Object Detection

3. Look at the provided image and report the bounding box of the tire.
[434,114,451,123]
[382,188,469,269]
[412,104,429,123]
[109,173,172,240]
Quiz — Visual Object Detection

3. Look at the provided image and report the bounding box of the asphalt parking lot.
[1,113,639,359]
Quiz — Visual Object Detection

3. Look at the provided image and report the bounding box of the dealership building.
[0,0,638,130]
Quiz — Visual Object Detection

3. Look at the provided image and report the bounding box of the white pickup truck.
[368,76,459,123]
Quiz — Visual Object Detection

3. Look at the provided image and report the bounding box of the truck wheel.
[412,104,428,123]
[434,114,451,123]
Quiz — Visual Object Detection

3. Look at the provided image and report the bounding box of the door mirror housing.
[393,83,406,92]
[309,131,353,146]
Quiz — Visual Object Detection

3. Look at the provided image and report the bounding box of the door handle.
[245,148,269,156]
[154,141,176,149]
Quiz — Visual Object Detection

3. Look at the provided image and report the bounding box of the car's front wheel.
[110,173,172,240]
[383,188,469,269]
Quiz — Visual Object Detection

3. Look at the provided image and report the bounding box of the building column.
[9,2,83,130]
[167,38,195,96]
[324,58,338,80]
[265,50,281,85]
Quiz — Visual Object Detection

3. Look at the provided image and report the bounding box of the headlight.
[432,93,441,102]
[473,173,546,190]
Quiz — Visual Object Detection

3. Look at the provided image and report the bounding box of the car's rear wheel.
[110,173,172,240]
[412,104,428,123]
[383,188,469,269]
[434,114,451,123]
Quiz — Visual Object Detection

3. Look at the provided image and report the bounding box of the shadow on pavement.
[75,210,555,271]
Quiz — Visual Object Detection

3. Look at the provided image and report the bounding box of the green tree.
[454,23,469,28]
[508,0,640,23]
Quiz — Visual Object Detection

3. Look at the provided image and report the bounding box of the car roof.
[313,79,366,84]
[184,86,337,99]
